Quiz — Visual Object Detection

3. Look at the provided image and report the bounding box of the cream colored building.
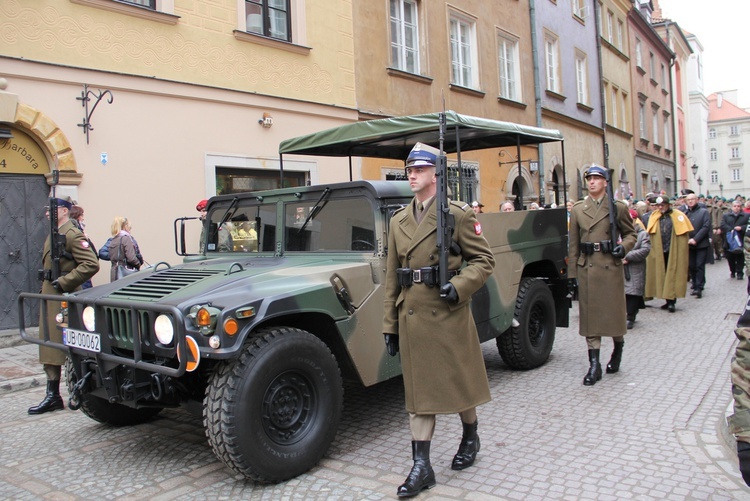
[0,0,359,312]
[599,0,635,200]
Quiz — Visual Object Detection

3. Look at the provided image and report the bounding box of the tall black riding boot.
[582,350,602,386]
[606,341,624,374]
[28,380,65,415]
[452,420,480,470]
[397,441,436,498]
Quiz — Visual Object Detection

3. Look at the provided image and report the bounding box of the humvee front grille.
[110,268,223,301]
[105,307,152,345]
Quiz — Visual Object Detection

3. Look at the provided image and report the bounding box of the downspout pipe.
[529,0,545,205]
[665,21,679,196]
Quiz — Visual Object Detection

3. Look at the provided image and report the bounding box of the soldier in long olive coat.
[568,166,636,386]
[29,198,99,415]
[383,143,494,497]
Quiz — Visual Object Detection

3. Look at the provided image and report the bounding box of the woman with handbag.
[108,216,143,281]
[721,201,750,280]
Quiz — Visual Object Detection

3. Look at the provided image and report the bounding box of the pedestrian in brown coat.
[29,198,99,415]
[383,143,495,497]
[568,166,636,386]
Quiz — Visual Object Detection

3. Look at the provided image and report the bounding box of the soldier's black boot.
[452,420,480,470]
[582,350,602,386]
[397,441,436,497]
[28,380,65,415]
[606,341,624,374]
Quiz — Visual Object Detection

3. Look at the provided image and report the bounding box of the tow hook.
[68,370,93,410]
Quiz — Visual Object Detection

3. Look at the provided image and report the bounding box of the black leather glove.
[51,279,63,292]
[611,244,625,259]
[738,441,750,486]
[440,282,459,303]
[384,334,399,356]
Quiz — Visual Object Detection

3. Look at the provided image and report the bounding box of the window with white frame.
[731,146,741,159]
[709,128,716,138]
[652,109,659,145]
[575,50,588,105]
[661,63,667,88]
[390,0,420,74]
[731,125,740,135]
[711,170,718,183]
[545,33,560,93]
[617,20,624,51]
[121,0,155,8]
[245,0,291,41]
[573,0,586,20]
[649,52,655,77]
[449,13,477,88]
[610,87,618,128]
[597,1,603,36]
[733,168,742,181]
[498,32,521,101]
[710,148,717,160]
[639,103,647,139]
[606,11,614,44]
[635,38,643,67]
[663,116,670,150]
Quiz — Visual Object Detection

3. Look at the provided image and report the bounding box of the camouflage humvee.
[20,111,571,483]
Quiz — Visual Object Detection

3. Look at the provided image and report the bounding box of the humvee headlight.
[154,314,175,345]
[82,306,96,332]
[209,335,221,349]
[55,312,64,323]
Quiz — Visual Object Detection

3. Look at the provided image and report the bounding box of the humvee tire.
[204,327,343,483]
[64,358,162,426]
[496,277,556,370]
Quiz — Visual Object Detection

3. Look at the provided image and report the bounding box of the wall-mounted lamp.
[691,162,699,177]
[259,112,273,128]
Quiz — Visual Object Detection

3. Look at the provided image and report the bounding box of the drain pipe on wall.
[529,0,545,205]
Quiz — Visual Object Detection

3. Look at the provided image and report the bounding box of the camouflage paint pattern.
[730,326,750,442]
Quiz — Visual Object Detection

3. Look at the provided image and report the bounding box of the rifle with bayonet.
[605,168,626,261]
[436,110,461,300]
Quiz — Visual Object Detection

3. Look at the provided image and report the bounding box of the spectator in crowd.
[711,197,727,261]
[529,202,540,210]
[721,200,749,280]
[108,216,143,282]
[471,201,484,214]
[500,201,515,213]
[623,210,651,329]
[684,193,711,298]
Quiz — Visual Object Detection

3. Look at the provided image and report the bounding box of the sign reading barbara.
[0,127,48,175]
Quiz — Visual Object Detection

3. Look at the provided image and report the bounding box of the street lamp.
[691,162,699,177]
[697,176,703,192]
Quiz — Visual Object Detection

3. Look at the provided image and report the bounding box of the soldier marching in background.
[568,165,636,386]
[28,197,99,415]
[382,143,495,497]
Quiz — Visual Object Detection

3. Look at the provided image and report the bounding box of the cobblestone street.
[1,261,750,500]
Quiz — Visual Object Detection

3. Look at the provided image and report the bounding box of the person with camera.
[721,200,749,280]
[568,165,636,386]
[29,197,99,415]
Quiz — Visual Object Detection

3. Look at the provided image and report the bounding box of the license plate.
[63,328,101,353]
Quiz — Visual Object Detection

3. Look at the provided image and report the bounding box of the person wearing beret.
[382,142,495,497]
[568,165,636,386]
[29,197,99,415]
[712,197,727,261]
[645,196,693,313]
[683,193,711,298]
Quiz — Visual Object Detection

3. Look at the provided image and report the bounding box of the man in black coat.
[721,200,750,280]
[684,193,711,297]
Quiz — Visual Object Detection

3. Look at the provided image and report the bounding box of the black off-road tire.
[496,277,556,370]
[64,357,162,426]
[204,327,343,483]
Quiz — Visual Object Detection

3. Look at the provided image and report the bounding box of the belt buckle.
[413,269,422,283]
[593,242,601,252]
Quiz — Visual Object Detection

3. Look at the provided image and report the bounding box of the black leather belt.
[396,267,459,287]
[580,241,612,255]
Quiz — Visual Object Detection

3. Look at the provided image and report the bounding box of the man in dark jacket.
[721,200,750,280]
[684,193,711,297]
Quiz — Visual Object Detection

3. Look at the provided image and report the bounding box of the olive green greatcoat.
[568,194,637,337]
[39,219,100,366]
[383,198,495,415]
[644,209,692,300]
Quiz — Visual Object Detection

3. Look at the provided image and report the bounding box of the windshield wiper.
[297,187,331,234]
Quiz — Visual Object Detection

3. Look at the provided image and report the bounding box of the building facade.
[707,92,750,200]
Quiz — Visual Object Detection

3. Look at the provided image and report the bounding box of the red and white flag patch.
[474,222,482,235]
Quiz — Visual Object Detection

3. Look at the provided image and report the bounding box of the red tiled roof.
[708,93,750,121]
